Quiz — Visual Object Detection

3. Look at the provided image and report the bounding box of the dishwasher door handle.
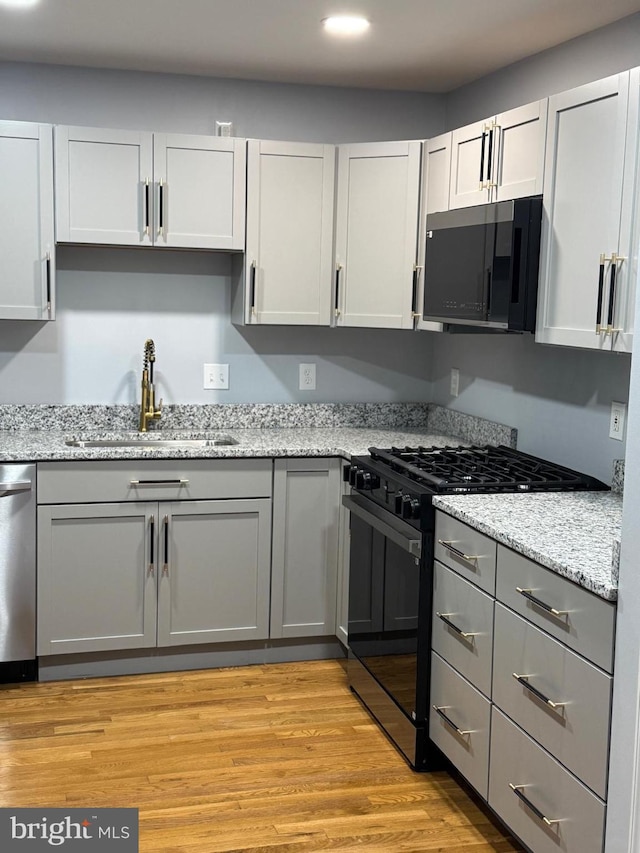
[0,481,32,497]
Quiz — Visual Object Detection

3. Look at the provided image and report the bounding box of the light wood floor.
[0,659,522,852]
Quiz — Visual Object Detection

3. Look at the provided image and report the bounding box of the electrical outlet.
[609,401,627,440]
[450,367,460,397]
[203,363,229,390]
[299,363,316,391]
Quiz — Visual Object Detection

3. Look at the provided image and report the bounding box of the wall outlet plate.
[204,363,229,390]
[299,363,316,391]
[609,401,627,440]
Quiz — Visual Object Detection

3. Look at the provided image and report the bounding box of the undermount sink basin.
[64,435,238,449]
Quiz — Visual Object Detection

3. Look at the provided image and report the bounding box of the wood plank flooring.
[0,659,522,852]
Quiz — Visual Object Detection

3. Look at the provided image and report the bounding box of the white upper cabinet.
[449,100,547,209]
[242,140,335,325]
[415,135,448,332]
[0,121,55,320]
[536,71,639,352]
[334,140,421,329]
[54,126,245,249]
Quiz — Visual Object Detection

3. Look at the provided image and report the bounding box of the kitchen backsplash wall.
[0,246,435,405]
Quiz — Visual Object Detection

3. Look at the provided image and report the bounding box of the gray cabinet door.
[55,126,153,245]
[0,121,54,320]
[37,502,157,655]
[271,459,341,638]
[157,499,272,646]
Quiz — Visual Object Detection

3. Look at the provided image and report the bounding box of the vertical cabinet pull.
[606,253,617,335]
[334,264,342,318]
[486,127,494,184]
[479,130,487,189]
[144,178,150,236]
[158,180,165,237]
[411,265,422,320]
[249,261,257,318]
[45,252,52,315]
[162,515,169,576]
[148,515,155,576]
[595,253,605,334]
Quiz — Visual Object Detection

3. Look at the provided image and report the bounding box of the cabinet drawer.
[493,604,611,799]
[37,459,273,504]
[430,652,490,799]
[496,545,615,672]
[434,512,497,594]
[432,561,494,696]
[489,708,605,853]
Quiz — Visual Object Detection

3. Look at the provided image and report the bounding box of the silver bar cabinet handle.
[438,539,479,564]
[249,261,257,317]
[157,179,165,237]
[45,251,52,315]
[130,479,189,486]
[436,612,477,640]
[334,264,343,318]
[512,673,566,710]
[433,705,472,737]
[516,587,569,618]
[509,783,561,827]
[143,178,150,236]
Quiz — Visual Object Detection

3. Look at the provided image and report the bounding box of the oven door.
[343,493,431,723]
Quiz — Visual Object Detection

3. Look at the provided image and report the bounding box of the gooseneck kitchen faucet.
[139,339,162,432]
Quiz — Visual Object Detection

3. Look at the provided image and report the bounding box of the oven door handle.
[342,494,422,559]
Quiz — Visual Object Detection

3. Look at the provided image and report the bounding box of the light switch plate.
[204,363,229,390]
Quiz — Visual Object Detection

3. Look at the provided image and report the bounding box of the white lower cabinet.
[37,460,272,656]
[430,652,491,798]
[270,458,341,639]
[489,709,606,853]
[432,510,614,853]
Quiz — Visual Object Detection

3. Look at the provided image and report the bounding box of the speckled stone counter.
[0,402,516,463]
[432,492,622,601]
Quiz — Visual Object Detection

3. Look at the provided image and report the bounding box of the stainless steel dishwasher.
[0,464,37,681]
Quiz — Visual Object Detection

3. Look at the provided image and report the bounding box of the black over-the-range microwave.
[422,195,543,331]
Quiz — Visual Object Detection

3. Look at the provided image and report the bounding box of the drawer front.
[489,708,605,853]
[434,512,497,594]
[430,652,491,799]
[38,459,273,504]
[493,604,611,799]
[496,544,615,673]
[432,561,494,696]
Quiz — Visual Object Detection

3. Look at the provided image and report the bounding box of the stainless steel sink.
[64,435,238,449]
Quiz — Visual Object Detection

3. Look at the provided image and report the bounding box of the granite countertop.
[0,426,467,463]
[432,492,622,602]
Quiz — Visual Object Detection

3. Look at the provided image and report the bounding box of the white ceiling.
[1,0,640,93]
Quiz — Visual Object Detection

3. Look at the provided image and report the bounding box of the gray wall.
[445,11,640,128]
[0,61,442,406]
[429,12,640,482]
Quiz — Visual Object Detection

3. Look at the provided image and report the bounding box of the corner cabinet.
[536,70,640,352]
[233,140,335,325]
[54,125,246,250]
[36,460,272,656]
[334,141,422,329]
[270,458,341,638]
[0,121,55,320]
[449,100,547,209]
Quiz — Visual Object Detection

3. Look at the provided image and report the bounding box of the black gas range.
[343,444,608,771]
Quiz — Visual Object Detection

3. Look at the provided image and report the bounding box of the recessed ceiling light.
[322,15,370,36]
[0,0,41,8]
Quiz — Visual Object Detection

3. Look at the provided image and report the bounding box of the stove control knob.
[394,492,404,514]
[401,495,421,519]
[360,472,380,491]
[349,466,360,487]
